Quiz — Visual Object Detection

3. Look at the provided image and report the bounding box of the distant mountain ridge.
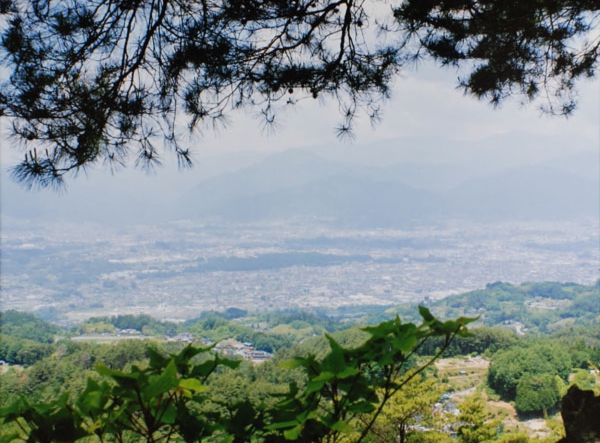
[447,165,599,219]
[2,134,597,226]
[179,147,598,225]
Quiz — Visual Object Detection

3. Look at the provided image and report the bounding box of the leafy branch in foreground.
[0,0,597,187]
[0,307,476,443]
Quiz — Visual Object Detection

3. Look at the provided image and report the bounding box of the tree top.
[0,0,598,188]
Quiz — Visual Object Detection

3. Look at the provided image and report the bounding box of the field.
[434,357,557,439]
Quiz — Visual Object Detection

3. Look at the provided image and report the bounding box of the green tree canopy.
[514,373,561,415]
[0,308,476,443]
[453,392,501,443]
[487,343,570,401]
[0,0,598,188]
[0,310,63,344]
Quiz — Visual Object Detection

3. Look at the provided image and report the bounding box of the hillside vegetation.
[1,282,599,443]
[394,281,600,333]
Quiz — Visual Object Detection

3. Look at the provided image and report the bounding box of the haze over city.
[1,61,599,323]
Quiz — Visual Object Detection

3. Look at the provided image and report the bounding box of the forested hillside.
[1,282,599,442]
[394,281,600,333]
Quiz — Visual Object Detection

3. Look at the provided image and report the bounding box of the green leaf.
[331,420,354,433]
[215,354,241,370]
[311,371,335,383]
[418,306,435,322]
[440,320,459,334]
[305,379,327,395]
[179,378,208,393]
[283,425,303,440]
[76,378,107,413]
[95,364,126,377]
[178,344,211,361]
[143,360,179,400]
[336,366,359,379]
[147,346,170,370]
[190,359,217,379]
[457,315,479,325]
[362,319,394,338]
[0,397,27,421]
[96,364,140,389]
[322,335,346,374]
[279,358,304,370]
[231,400,257,428]
[174,344,215,376]
[0,432,22,443]
[265,420,300,431]
[392,335,417,353]
[80,390,104,411]
[160,403,177,424]
[347,400,376,413]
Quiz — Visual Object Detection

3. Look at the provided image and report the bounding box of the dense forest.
[1,282,599,443]
[391,281,600,332]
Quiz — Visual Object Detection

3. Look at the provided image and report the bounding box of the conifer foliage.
[0,0,598,187]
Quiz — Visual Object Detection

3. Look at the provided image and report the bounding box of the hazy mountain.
[178,148,598,225]
[183,171,444,226]
[0,150,265,225]
[308,131,597,177]
[2,134,597,226]
[541,150,600,182]
[447,165,599,220]
[368,162,478,192]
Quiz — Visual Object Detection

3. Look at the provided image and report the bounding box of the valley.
[1,217,597,325]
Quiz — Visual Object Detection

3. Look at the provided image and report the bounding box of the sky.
[1,59,599,185]
[193,64,599,154]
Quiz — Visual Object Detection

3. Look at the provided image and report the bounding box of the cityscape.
[2,216,597,325]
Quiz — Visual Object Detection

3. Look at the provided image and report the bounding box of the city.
[2,216,597,325]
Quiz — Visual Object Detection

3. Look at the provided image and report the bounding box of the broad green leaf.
[279,358,304,370]
[395,322,417,337]
[215,355,241,370]
[362,319,394,338]
[79,390,104,411]
[418,306,435,322]
[95,364,131,378]
[310,371,335,383]
[441,320,459,334]
[392,335,417,353]
[96,365,140,390]
[179,378,208,393]
[147,346,170,370]
[231,400,257,427]
[457,315,479,325]
[347,401,376,413]
[76,378,108,414]
[457,328,475,338]
[331,420,354,433]
[143,360,179,400]
[190,358,219,379]
[80,377,101,394]
[177,344,211,362]
[283,425,303,440]
[0,397,27,420]
[0,432,22,443]
[336,366,359,379]
[160,403,177,424]
[305,379,327,395]
[266,420,300,431]
[322,335,346,374]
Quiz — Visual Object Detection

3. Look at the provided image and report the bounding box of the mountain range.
[2,134,598,227]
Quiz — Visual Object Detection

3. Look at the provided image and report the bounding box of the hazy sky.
[194,63,599,154]
[1,60,598,176]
